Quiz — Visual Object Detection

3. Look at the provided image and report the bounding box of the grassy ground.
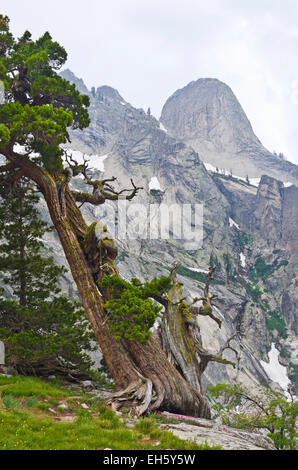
[0,375,220,450]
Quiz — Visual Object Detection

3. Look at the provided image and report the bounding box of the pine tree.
[223,250,233,281]
[209,251,221,272]
[0,175,95,378]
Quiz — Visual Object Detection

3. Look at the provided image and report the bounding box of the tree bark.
[159,279,203,393]
[159,267,238,395]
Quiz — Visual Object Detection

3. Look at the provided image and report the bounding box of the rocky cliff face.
[211,172,298,388]
[7,69,295,396]
[160,78,298,185]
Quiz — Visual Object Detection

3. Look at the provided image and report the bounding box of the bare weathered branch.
[64,151,91,179]
[204,266,216,298]
[219,334,241,368]
[102,178,143,201]
[187,266,222,328]
[71,189,105,206]
[71,176,143,206]
[101,176,118,186]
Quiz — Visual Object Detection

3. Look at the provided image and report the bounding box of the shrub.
[208,383,298,450]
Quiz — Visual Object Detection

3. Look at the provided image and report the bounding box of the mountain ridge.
[160,77,298,185]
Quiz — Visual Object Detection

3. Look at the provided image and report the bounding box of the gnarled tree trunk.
[159,278,203,393]
[4,152,210,418]
[159,266,239,396]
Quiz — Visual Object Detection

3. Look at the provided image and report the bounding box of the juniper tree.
[0,15,213,417]
[0,174,94,377]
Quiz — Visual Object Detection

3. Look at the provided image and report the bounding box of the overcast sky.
[3,0,298,164]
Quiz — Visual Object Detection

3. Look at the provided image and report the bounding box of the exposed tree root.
[106,376,153,417]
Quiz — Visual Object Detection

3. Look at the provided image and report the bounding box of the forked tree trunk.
[4,154,211,418]
[159,280,203,393]
[159,268,238,395]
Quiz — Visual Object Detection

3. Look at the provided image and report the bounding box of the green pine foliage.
[176,265,207,283]
[235,231,253,251]
[223,250,233,280]
[265,309,288,340]
[249,256,289,282]
[0,176,95,377]
[0,15,90,173]
[289,364,298,391]
[209,251,221,272]
[100,275,172,344]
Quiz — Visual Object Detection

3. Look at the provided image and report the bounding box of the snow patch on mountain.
[240,253,246,268]
[149,176,162,191]
[187,267,209,274]
[159,122,168,133]
[250,178,261,186]
[203,163,295,189]
[203,162,261,187]
[64,150,109,173]
[229,218,241,230]
[260,344,291,398]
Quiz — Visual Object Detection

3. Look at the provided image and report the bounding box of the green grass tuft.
[3,395,20,410]
[0,376,71,399]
